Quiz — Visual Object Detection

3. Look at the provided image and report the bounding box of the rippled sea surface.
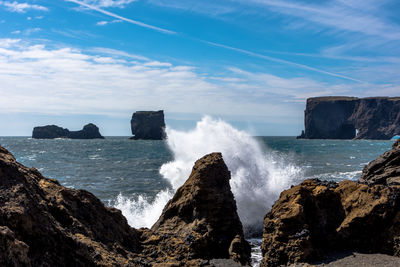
[0,136,393,204]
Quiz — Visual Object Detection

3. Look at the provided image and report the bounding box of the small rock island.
[297,96,400,140]
[130,110,166,140]
[32,123,104,139]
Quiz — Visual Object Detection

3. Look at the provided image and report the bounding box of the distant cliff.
[298,97,400,140]
[32,123,104,139]
[130,110,166,140]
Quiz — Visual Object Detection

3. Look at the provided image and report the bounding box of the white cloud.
[96,19,122,26]
[96,20,108,26]
[0,39,398,123]
[81,0,136,8]
[66,0,176,34]
[0,1,48,13]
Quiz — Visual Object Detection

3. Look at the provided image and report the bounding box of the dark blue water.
[0,136,393,204]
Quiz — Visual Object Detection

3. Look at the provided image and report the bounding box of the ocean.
[0,117,394,266]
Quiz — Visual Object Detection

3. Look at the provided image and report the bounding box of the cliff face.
[298,97,400,140]
[130,110,166,140]
[32,123,104,139]
[0,147,249,266]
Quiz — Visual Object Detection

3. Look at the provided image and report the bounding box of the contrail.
[65,0,176,35]
[66,0,363,83]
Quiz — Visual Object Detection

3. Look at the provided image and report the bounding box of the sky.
[0,0,400,136]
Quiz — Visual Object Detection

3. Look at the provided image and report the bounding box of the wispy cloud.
[81,0,136,8]
[238,0,400,40]
[66,0,177,34]
[96,19,122,26]
[0,1,48,13]
[1,39,397,122]
[203,40,363,83]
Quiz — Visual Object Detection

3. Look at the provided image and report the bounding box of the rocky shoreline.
[0,139,399,266]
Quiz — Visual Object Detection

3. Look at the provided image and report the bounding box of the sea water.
[0,117,394,266]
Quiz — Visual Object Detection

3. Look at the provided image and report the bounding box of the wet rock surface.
[359,139,400,185]
[32,123,104,139]
[130,110,166,140]
[261,178,400,267]
[0,146,250,266]
[298,96,400,140]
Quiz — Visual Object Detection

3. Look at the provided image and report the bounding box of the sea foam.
[113,116,301,235]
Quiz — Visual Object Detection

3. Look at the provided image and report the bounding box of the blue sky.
[1,0,400,136]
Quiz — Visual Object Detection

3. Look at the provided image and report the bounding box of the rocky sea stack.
[0,146,249,266]
[32,123,104,139]
[261,139,400,266]
[130,110,166,140]
[297,96,400,140]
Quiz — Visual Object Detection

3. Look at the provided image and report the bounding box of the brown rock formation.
[0,146,140,266]
[0,146,250,266]
[144,153,251,266]
[298,96,400,140]
[261,178,400,266]
[359,139,400,185]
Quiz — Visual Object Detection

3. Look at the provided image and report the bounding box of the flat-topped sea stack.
[297,96,400,140]
[32,123,104,139]
[130,110,166,140]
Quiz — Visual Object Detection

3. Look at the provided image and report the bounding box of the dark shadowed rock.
[143,153,251,266]
[67,123,104,139]
[261,178,400,267]
[0,146,251,266]
[130,110,166,140]
[298,96,400,140]
[0,145,139,266]
[359,139,400,185]
[32,125,69,139]
[32,123,104,139]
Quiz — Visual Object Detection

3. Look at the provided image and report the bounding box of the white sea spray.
[113,116,302,234]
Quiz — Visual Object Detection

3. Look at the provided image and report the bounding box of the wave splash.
[113,116,302,235]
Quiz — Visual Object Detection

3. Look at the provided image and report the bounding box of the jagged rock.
[32,123,104,139]
[130,110,166,140]
[261,178,400,266]
[359,139,400,185]
[298,96,400,140]
[145,153,251,266]
[0,146,250,266]
[0,145,140,266]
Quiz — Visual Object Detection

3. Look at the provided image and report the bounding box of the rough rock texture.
[0,145,140,266]
[32,123,104,139]
[298,96,400,140]
[261,179,400,266]
[0,146,250,266]
[130,110,166,140]
[145,153,251,266]
[359,139,400,185]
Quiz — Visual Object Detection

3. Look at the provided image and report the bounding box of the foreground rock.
[130,110,166,140]
[359,139,400,185]
[261,178,400,266]
[32,123,104,139]
[297,96,400,140]
[0,146,249,266]
[0,146,140,266]
[143,153,251,265]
